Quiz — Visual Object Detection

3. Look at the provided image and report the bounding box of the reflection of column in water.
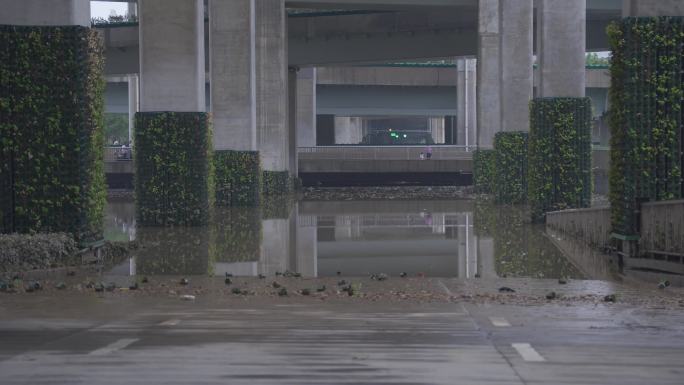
[296,214,318,277]
[431,213,446,234]
[259,219,290,275]
[129,256,136,276]
[457,213,468,278]
[334,215,352,241]
[466,213,478,278]
[477,237,496,279]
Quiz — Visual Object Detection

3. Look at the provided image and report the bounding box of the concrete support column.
[466,59,477,148]
[128,2,138,18]
[288,67,298,177]
[127,74,139,144]
[457,59,477,147]
[430,117,445,144]
[622,0,684,17]
[500,0,534,132]
[0,0,90,26]
[334,117,363,145]
[297,68,317,148]
[139,0,205,112]
[537,0,586,98]
[210,0,257,151]
[477,0,501,149]
[256,0,289,172]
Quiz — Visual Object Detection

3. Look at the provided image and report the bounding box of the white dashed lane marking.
[159,319,181,326]
[89,338,139,356]
[489,317,512,327]
[512,343,546,362]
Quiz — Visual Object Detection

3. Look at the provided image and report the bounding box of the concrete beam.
[317,66,457,87]
[0,0,90,26]
[139,0,205,112]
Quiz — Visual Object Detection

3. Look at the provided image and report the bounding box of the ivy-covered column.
[209,0,262,207]
[473,149,496,193]
[0,1,106,244]
[136,0,212,225]
[493,132,529,204]
[528,98,592,222]
[608,17,684,237]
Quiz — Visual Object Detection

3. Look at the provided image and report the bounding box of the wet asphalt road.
[0,280,683,385]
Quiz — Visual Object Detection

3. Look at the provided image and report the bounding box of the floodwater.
[104,197,583,280]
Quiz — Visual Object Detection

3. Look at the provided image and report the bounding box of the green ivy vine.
[608,17,684,236]
[135,112,213,226]
[529,98,592,222]
[0,26,106,244]
[214,150,261,207]
[493,132,529,204]
[473,149,496,194]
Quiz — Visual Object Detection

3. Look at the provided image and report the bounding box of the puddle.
[104,196,583,280]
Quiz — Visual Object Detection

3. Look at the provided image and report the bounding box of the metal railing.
[105,146,133,162]
[105,145,475,162]
[297,145,475,161]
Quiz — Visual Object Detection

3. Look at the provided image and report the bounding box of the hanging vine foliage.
[0,26,106,244]
[493,132,529,204]
[473,149,496,194]
[262,170,291,196]
[214,150,261,207]
[529,98,593,222]
[135,112,213,226]
[608,17,684,236]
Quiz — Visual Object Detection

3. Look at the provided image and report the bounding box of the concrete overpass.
[6,0,684,192]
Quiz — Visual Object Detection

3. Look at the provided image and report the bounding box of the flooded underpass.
[104,196,583,281]
[3,191,684,385]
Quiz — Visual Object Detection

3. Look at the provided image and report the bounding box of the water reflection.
[104,198,581,279]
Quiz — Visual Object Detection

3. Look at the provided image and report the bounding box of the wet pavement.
[2,191,684,384]
[1,285,683,385]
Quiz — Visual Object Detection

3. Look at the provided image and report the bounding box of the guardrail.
[297,145,475,161]
[105,146,133,162]
[640,199,684,256]
[546,206,612,248]
[546,200,684,258]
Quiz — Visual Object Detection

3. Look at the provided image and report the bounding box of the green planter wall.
[262,170,291,196]
[493,132,529,204]
[214,150,261,207]
[473,149,496,194]
[529,98,592,222]
[608,17,684,236]
[135,112,213,226]
[0,26,106,244]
